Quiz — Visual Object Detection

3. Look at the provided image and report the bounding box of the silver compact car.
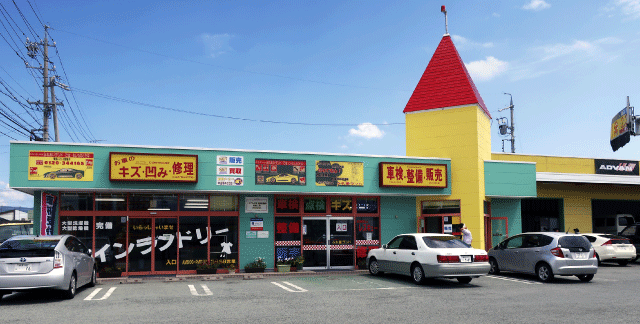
[488,232,597,282]
[367,233,491,284]
[0,235,96,301]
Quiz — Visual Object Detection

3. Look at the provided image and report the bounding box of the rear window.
[422,236,469,248]
[558,236,591,252]
[619,217,634,227]
[0,239,59,258]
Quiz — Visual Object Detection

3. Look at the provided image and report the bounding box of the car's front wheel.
[411,265,425,285]
[577,274,594,282]
[536,263,554,282]
[489,258,500,275]
[368,258,380,276]
[63,273,77,299]
[457,277,472,284]
[75,173,83,179]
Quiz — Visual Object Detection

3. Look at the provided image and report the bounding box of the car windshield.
[557,236,591,252]
[0,238,60,258]
[422,236,469,248]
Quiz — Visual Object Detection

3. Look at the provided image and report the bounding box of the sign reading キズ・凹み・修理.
[109,152,198,183]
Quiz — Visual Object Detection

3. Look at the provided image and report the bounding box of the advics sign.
[595,159,639,176]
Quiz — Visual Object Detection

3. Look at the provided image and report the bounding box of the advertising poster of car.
[109,152,198,183]
[28,151,94,181]
[378,162,448,188]
[255,159,306,185]
[315,161,364,187]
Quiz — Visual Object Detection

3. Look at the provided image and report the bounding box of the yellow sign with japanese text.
[379,162,447,188]
[315,161,363,187]
[28,151,94,181]
[109,152,198,183]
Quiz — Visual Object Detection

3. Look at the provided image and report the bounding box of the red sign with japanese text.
[109,152,198,183]
[378,162,447,188]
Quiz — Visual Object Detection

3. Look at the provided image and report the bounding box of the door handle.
[411,252,415,255]
[393,251,396,254]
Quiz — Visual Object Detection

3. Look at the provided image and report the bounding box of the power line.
[71,86,405,127]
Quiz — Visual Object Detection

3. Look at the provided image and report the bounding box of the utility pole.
[26,25,62,142]
[497,93,516,153]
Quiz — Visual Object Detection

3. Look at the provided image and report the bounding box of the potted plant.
[276,258,292,272]
[244,257,267,273]
[99,266,123,278]
[196,260,219,274]
[294,255,304,271]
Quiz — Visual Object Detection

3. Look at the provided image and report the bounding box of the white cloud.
[200,33,234,58]
[614,0,640,19]
[523,0,551,11]
[0,181,31,207]
[348,123,385,139]
[492,12,501,18]
[536,40,596,61]
[451,35,494,50]
[465,56,509,82]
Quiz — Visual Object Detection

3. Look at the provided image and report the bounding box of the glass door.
[302,217,354,270]
[154,218,178,273]
[127,217,177,274]
[489,217,509,249]
[128,218,152,273]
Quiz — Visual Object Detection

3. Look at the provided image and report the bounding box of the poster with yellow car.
[28,151,94,181]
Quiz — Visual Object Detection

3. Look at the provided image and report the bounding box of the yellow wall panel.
[491,153,595,174]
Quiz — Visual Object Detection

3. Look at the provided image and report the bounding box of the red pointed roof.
[403,35,490,118]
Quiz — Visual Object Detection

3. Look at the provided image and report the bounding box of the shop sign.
[217,155,244,165]
[315,161,364,187]
[245,197,268,213]
[246,231,257,239]
[109,152,198,183]
[217,177,244,186]
[217,166,244,176]
[250,218,264,231]
[255,159,306,185]
[40,192,56,235]
[595,159,639,175]
[257,231,269,238]
[610,107,631,151]
[336,223,348,232]
[29,151,94,181]
[378,162,447,188]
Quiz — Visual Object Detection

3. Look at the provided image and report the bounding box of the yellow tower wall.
[406,105,492,249]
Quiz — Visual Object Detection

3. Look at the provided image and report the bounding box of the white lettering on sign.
[599,163,637,172]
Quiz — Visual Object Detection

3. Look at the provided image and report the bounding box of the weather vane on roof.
[441,5,449,36]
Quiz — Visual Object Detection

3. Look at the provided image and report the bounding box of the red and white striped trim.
[302,244,355,251]
[275,241,301,246]
[356,240,380,246]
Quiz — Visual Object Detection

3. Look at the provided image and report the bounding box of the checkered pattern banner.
[275,241,301,246]
[356,240,380,246]
[303,245,326,251]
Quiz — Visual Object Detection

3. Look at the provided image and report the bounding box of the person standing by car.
[462,224,472,245]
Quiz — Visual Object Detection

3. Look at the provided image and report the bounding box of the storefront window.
[129,194,178,211]
[330,197,353,214]
[275,197,300,213]
[304,197,326,213]
[95,194,126,211]
[356,198,378,214]
[60,193,93,211]
[355,217,380,268]
[94,216,127,273]
[59,216,93,249]
[178,216,208,270]
[210,216,238,268]
[180,195,209,211]
[422,200,460,214]
[210,195,238,212]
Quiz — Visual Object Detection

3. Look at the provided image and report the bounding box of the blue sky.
[1,0,640,207]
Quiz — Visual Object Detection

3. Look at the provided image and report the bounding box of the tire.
[63,273,77,299]
[368,258,380,276]
[411,264,425,285]
[291,178,297,184]
[595,253,601,265]
[489,258,500,275]
[269,178,276,184]
[88,267,97,287]
[536,263,554,283]
[457,277,472,284]
[577,274,594,282]
[75,173,83,179]
[617,261,629,267]
[49,173,56,179]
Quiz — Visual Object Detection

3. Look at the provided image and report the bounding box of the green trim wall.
[484,161,536,197]
[490,198,522,238]
[379,196,417,245]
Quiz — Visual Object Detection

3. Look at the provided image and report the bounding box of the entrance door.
[486,217,508,249]
[302,217,354,270]
[422,216,443,233]
[127,217,177,274]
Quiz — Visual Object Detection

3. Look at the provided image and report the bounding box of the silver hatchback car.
[488,232,597,282]
[0,235,96,301]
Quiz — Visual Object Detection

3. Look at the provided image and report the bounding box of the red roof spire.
[403,35,490,118]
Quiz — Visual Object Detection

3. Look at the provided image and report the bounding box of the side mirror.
[87,249,92,255]
[382,244,387,249]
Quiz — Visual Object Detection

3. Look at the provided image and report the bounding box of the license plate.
[617,246,628,250]
[460,255,472,263]
[15,263,32,272]
[573,253,588,260]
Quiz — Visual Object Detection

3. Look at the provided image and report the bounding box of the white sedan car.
[367,233,491,284]
[581,233,636,266]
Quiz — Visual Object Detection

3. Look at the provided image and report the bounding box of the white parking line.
[84,287,117,300]
[188,284,213,296]
[486,275,542,285]
[271,281,308,292]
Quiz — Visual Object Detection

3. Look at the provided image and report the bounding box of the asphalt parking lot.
[2,261,640,323]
